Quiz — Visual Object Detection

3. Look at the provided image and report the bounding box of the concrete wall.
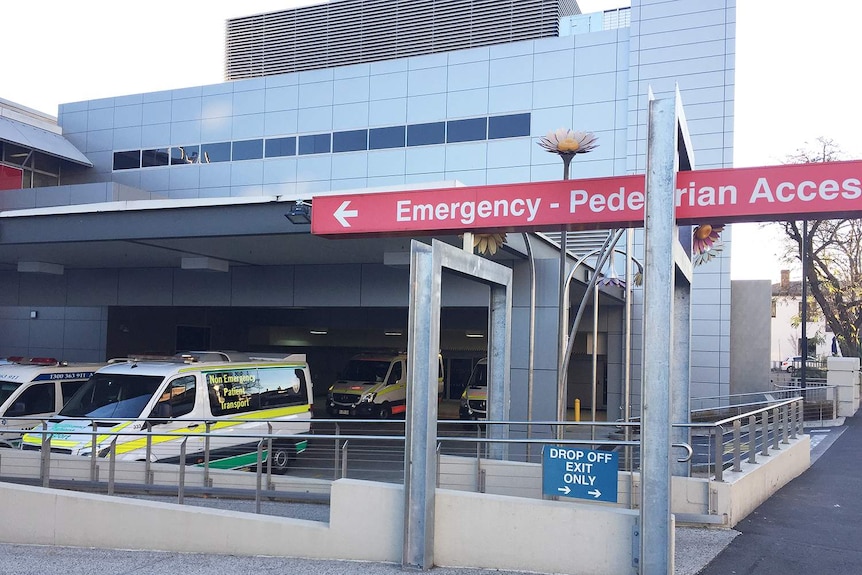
[730,280,772,395]
[828,357,861,417]
[0,476,639,575]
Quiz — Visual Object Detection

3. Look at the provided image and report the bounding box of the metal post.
[403,241,441,571]
[671,282,691,477]
[732,420,742,472]
[640,96,676,575]
[748,415,757,464]
[107,438,117,495]
[487,282,511,460]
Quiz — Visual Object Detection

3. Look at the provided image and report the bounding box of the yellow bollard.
[574,398,581,422]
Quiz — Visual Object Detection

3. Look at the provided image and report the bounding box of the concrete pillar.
[826,357,860,417]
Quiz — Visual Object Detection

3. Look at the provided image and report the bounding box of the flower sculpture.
[472,233,507,255]
[598,249,625,287]
[538,129,599,176]
[692,224,724,266]
[597,250,644,288]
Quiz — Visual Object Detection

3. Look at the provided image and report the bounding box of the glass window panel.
[369,126,405,150]
[232,139,264,161]
[141,148,170,167]
[32,171,58,187]
[171,145,200,165]
[201,142,231,163]
[406,122,445,147]
[488,113,531,139]
[332,130,368,153]
[298,133,331,155]
[33,152,61,174]
[113,150,140,170]
[265,137,296,158]
[2,142,30,166]
[447,117,487,143]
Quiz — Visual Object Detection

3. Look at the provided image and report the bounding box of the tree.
[776,138,862,359]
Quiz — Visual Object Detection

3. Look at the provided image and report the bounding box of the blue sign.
[542,446,618,503]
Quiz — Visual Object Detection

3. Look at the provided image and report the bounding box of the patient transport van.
[326,352,444,419]
[21,354,313,472]
[0,359,104,448]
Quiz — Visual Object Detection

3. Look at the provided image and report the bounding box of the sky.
[4,0,860,284]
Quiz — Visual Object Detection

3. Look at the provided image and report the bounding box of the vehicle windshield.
[468,363,487,388]
[0,381,23,405]
[342,360,392,383]
[58,373,164,418]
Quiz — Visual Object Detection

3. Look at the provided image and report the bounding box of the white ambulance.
[21,353,313,472]
[0,358,104,448]
[326,352,444,419]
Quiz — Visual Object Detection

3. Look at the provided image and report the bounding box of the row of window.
[112,113,531,171]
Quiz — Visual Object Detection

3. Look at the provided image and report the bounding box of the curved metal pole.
[556,229,625,434]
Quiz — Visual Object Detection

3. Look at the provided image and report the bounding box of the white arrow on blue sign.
[542,446,619,503]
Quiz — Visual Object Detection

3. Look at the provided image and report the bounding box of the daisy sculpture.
[691,224,724,266]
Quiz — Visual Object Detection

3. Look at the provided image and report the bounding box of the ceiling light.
[385,330,402,336]
[181,257,229,272]
[466,332,484,338]
[309,329,328,335]
[17,261,64,275]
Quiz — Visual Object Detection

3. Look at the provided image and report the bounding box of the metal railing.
[0,398,805,515]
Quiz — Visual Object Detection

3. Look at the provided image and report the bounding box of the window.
[298,133,331,155]
[142,148,170,167]
[332,130,368,153]
[771,298,777,318]
[232,139,264,161]
[58,373,164,418]
[407,122,445,146]
[5,383,55,416]
[154,375,197,418]
[447,117,486,143]
[201,142,231,163]
[113,150,140,170]
[171,145,200,165]
[369,126,405,149]
[488,113,530,139]
[207,366,308,415]
[386,361,403,385]
[265,137,296,158]
[61,381,86,405]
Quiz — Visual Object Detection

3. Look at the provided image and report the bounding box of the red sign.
[0,165,23,191]
[311,160,862,237]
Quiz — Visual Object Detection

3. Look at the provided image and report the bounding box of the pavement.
[0,415,855,575]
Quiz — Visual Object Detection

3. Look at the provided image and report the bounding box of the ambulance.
[0,358,104,448]
[326,352,444,419]
[459,358,488,420]
[21,353,313,473]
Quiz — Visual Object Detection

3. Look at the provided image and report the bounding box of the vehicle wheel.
[377,403,392,419]
[270,442,293,475]
[787,366,796,374]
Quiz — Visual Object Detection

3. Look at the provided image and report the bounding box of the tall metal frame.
[402,239,512,571]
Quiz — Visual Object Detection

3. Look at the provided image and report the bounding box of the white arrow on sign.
[557,486,571,495]
[334,200,358,227]
[588,489,602,498]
